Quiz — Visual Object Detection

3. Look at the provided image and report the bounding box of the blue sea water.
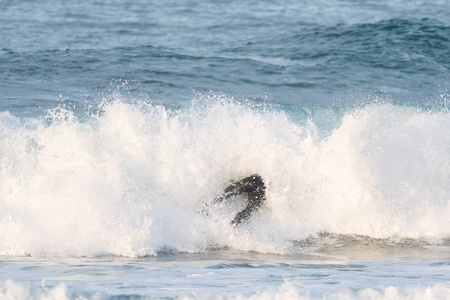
[1,0,450,299]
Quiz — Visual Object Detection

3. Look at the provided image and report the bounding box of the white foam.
[1,95,449,256]
[0,280,70,300]
[182,283,450,300]
[2,280,450,300]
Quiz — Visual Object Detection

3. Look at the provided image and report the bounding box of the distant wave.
[2,18,449,116]
[0,94,449,256]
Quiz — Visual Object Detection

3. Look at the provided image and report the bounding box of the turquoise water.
[1,0,450,299]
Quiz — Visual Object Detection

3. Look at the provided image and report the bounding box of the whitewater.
[1,94,450,258]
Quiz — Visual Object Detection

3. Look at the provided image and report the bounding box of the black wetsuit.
[215,174,266,226]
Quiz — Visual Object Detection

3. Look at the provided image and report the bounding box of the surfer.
[214,174,266,226]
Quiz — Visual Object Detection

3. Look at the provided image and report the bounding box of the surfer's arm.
[213,177,253,203]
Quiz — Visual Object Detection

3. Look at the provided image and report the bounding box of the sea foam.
[0,95,449,256]
[1,280,450,300]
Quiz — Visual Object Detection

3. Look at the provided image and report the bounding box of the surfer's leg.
[231,207,251,226]
[230,194,261,225]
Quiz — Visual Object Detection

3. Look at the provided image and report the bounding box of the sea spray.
[0,95,449,257]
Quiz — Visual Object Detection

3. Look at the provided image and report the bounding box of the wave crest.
[0,95,449,256]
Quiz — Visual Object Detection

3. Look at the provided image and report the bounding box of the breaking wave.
[0,94,449,256]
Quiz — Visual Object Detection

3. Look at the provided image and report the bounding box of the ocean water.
[1,0,450,299]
